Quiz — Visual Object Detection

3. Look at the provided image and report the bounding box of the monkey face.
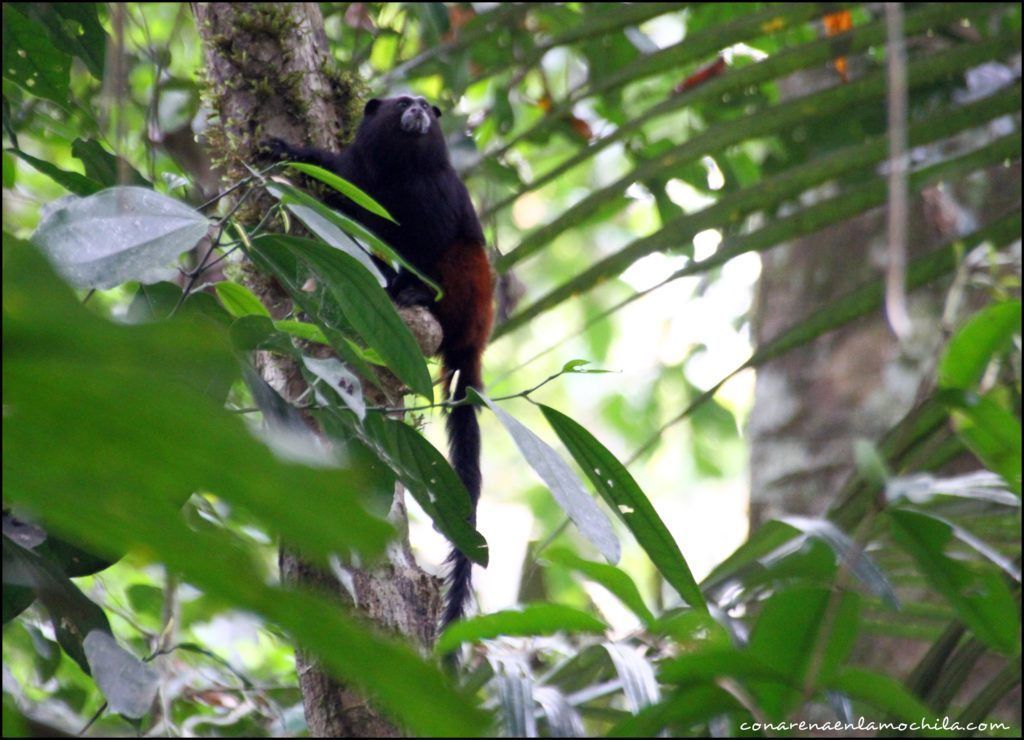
[364,96,443,137]
[400,99,432,135]
[356,96,449,170]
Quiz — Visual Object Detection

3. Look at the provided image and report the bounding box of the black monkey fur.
[266,96,494,633]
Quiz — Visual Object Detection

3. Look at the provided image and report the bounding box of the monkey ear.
[364,98,382,116]
[432,105,442,118]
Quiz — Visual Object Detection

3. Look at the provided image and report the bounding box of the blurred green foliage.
[3,2,1021,737]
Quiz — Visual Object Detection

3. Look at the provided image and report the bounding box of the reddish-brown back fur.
[434,241,493,392]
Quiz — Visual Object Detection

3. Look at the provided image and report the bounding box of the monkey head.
[354,96,450,170]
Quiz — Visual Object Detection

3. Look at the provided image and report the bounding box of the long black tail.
[440,347,483,631]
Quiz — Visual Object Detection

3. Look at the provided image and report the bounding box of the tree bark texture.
[193,4,444,735]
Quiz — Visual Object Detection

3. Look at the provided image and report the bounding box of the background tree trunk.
[193,4,443,735]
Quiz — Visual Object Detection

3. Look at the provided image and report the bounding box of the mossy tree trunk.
[192,4,443,736]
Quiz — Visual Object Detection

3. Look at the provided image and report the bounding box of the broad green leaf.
[3,239,486,736]
[20,3,107,80]
[747,587,860,719]
[889,509,1019,654]
[245,235,386,392]
[71,138,150,188]
[939,300,1022,390]
[2,5,71,107]
[658,648,791,686]
[31,186,211,290]
[286,162,397,222]
[4,237,392,561]
[229,315,296,354]
[83,631,159,719]
[252,234,434,399]
[941,390,1022,497]
[6,148,103,195]
[436,603,606,654]
[2,534,110,674]
[473,393,620,564]
[215,281,272,318]
[545,547,655,626]
[539,404,705,611]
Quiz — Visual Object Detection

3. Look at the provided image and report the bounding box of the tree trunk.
[192,4,443,735]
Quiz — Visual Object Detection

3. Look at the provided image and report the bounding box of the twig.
[884,2,911,341]
[364,367,572,414]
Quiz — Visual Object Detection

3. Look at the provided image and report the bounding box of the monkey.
[265,96,494,633]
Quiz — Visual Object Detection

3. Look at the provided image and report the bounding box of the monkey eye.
[398,99,411,109]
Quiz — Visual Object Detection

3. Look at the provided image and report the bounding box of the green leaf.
[285,162,397,222]
[274,319,329,344]
[215,281,272,318]
[31,186,211,290]
[266,180,387,286]
[6,148,103,195]
[436,603,606,654]
[356,412,488,566]
[252,234,434,399]
[539,404,706,611]
[545,547,654,626]
[2,534,110,674]
[2,5,71,107]
[939,301,1022,390]
[20,3,107,80]
[473,393,620,564]
[71,138,150,188]
[658,648,791,686]
[244,235,387,392]
[942,390,1022,497]
[889,509,1020,654]
[267,179,443,298]
[747,586,860,719]
[229,315,296,354]
[4,235,393,562]
[828,668,956,733]
[3,237,487,736]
